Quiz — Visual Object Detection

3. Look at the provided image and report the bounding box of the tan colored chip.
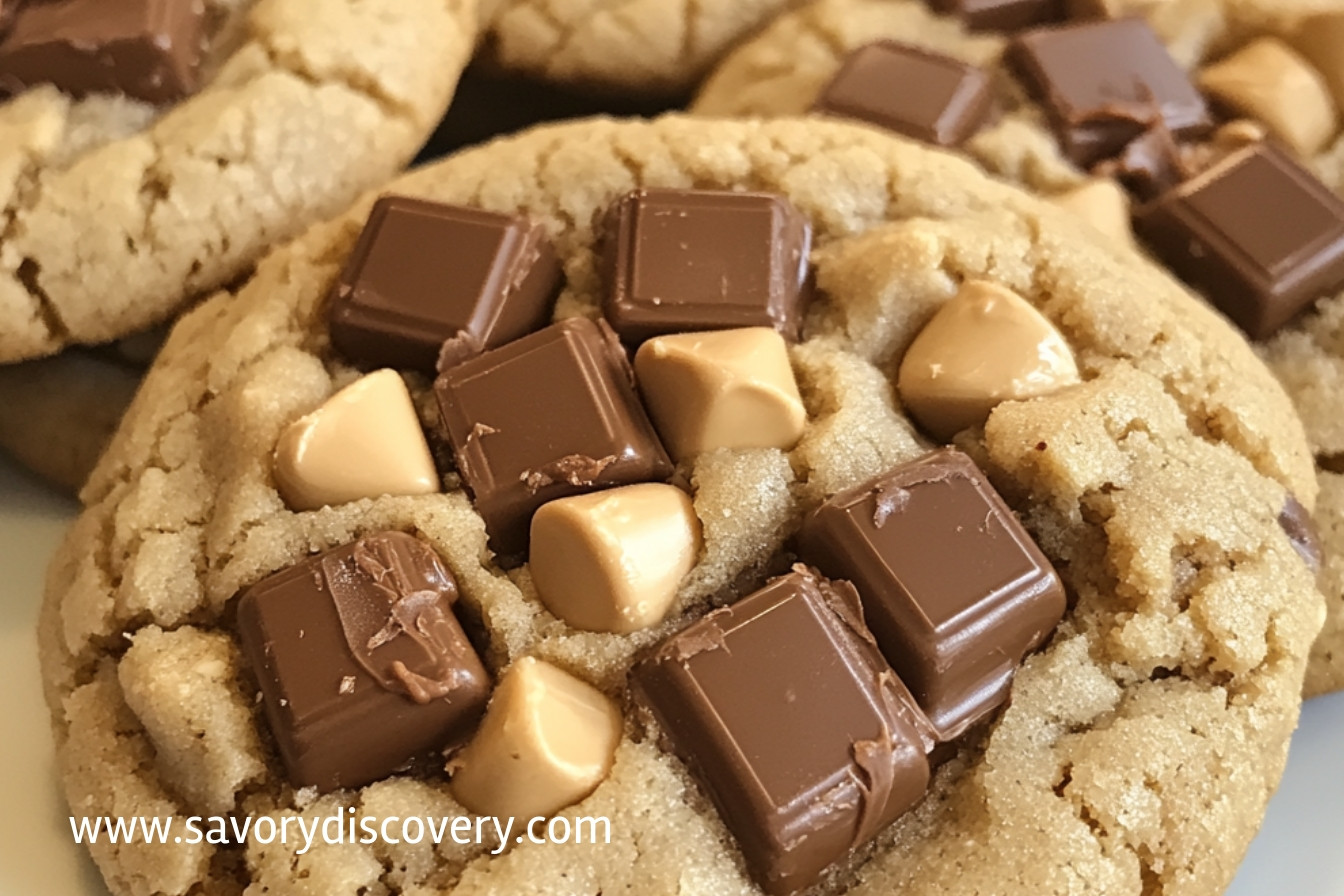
[449,657,622,822]
[272,369,438,511]
[1292,11,1344,111]
[634,327,807,461]
[1048,180,1134,248]
[1198,37,1339,157]
[530,483,701,634]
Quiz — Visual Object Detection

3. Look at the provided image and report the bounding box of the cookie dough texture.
[0,0,476,363]
[41,117,1323,896]
[478,0,808,95]
[693,0,1344,696]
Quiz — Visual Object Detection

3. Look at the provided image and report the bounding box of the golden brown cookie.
[41,116,1322,896]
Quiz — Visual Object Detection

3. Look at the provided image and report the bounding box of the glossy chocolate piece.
[1095,123,1190,201]
[813,41,994,147]
[631,568,934,896]
[797,448,1066,741]
[328,196,562,373]
[1009,18,1210,166]
[1280,495,1324,575]
[601,189,812,343]
[236,532,491,792]
[931,0,1065,31]
[0,0,205,104]
[1134,142,1344,340]
[434,317,672,561]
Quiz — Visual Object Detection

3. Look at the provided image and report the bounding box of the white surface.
[1,451,1342,895]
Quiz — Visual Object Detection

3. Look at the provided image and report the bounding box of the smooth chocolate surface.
[1010,18,1210,166]
[632,568,933,896]
[434,317,672,561]
[1280,495,1324,575]
[236,532,491,792]
[328,196,562,373]
[1134,142,1344,340]
[813,41,994,147]
[798,448,1066,741]
[0,0,205,104]
[601,189,812,343]
[932,0,1065,31]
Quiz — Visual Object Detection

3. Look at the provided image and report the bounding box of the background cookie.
[40,116,1322,896]
[693,0,1344,697]
[0,0,476,363]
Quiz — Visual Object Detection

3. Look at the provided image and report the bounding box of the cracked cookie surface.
[0,0,476,364]
[693,0,1344,698]
[40,115,1324,896]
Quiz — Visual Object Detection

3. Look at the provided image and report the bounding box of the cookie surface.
[477,0,808,95]
[0,0,476,363]
[693,0,1344,697]
[41,116,1322,896]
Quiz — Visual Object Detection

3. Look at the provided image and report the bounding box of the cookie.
[693,0,1344,697]
[477,0,809,96]
[41,116,1323,896]
[0,0,476,364]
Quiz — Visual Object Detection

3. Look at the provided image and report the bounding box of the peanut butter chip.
[449,657,621,822]
[1293,12,1344,112]
[897,280,1081,441]
[1048,180,1134,247]
[531,483,701,633]
[1198,38,1339,157]
[272,369,439,511]
[633,327,807,462]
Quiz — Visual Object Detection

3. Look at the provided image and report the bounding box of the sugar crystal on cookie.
[235,532,490,792]
[329,196,562,373]
[798,448,1067,741]
[0,0,205,103]
[601,189,812,343]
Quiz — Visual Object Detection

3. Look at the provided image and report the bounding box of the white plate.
[2,453,1340,895]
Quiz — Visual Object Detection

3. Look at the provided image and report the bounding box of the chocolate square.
[631,569,932,896]
[236,532,491,792]
[1009,18,1210,166]
[601,189,812,343]
[329,196,562,373]
[813,41,994,147]
[0,0,205,104]
[1134,142,1344,339]
[932,0,1065,31]
[798,448,1066,741]
[434,317,672,561]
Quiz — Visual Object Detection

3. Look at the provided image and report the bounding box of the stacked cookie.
[10,3,1341,896]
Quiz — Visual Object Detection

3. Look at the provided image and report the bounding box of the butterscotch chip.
[1292,12,1344,112]
[898,280,1080,440]
[272,369,438,511]
[531,484,701,633]
[1198,38,1339,157]
[1048,180,1134,247]
[449,657,621,822]
[633,327,807,462]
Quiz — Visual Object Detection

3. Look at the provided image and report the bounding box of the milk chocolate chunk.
[601,189,812,343]
[798,448,1067,741]
[434,317,672,561]
[236,532,491,792]
[930,0,1064,31]
[631,568,934,896]
[1279,495,1324,575]
[1009,18,1211,166]
[329,196,562,373]
[813,41,994,147]
[1134,142,1344,339]
[0,0,205,104]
